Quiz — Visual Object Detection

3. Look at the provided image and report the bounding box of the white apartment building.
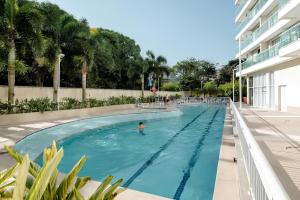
[235,0,300,111]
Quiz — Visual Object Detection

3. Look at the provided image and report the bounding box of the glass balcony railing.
[241,22,300,70]
[279,22,300,48]
[277,0,291,8]
[241,12,278,49]
[242,43,280,69]
[235,0,247,15]
[236,0,268,34]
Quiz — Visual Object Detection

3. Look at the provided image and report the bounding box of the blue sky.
[39,0,236,66]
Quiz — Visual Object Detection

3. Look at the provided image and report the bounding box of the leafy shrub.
[0,94,183,115]
[161,82,180,91]
[203,81,217,96]
[168,94,182,100]
[1,142,123,200]
[218,82,233,97]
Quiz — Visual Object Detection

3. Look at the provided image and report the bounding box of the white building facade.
[235,0,300,111]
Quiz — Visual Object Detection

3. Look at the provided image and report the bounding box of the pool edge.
[212,105,239,200]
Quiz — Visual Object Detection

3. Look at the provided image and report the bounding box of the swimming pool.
[15,104,226,199]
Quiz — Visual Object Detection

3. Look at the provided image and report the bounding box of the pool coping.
[212,105,239,200]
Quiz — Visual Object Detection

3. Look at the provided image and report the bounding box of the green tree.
[218,59,239,84]
[218,82,233,97]
[203,81,217,96]
[66,19,95,101]
[88,28,143,90]
[0,0,42,103]
[39,2,79,102]
[145,50,170,91]
[161,82,180,91]
[174,58,217,93]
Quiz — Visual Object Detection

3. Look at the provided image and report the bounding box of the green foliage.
[203,81,217,96]
[218,82,233,97]
[168,94,182,100]
[0,96,157,114]
[217,59,239,84]
[174,58,217,92]
[161,82,180,91]
[1,142,123,200]
[0,0,167,91]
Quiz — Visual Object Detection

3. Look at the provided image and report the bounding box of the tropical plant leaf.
[56,155,87,200]
[73,188,85,200]
[75,176,91,190]
[88,176,113,200]
[0,163,19,184]
[25,148,63,200]
[13,154,30,200]
[103,179,123,200]
[5,146,40,178]
[0,178,15,191]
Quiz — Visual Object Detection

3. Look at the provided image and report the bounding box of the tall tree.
[218,59,239,84]
[174,58,217,93]
[39,2,79,102]
[145,50,170,91]
[0,0,41,103]
[70,19,95,101]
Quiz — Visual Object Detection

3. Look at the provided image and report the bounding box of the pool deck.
[0,104,172,200]
[213,106,240,200]
[238,104,300,200]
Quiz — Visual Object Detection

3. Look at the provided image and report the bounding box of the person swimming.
[138,122,145,134]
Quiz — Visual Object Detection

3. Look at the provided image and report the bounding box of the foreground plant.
[0,141,124,200]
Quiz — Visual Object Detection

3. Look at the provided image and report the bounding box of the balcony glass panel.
[241,12,278,49]
[240,23,300,70]
[242,43,280,69]
[279,23,300,48]
[277,0,291,8]
[236,0,268,34]
[236,0,247,15]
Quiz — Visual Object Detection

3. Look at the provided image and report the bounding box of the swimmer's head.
[139,122,143,125]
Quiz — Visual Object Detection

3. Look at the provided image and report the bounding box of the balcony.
[235,0,247,15]
[279,22,300,56]
[242,43,280,69]
[241,11,278,50]
[241,22,300,70]
[236,0,268,35]
[278,0,300,19]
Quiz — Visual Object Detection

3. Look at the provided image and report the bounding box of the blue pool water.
[16,105,226,199]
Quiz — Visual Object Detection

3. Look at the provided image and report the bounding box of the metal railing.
[230,101,290,200]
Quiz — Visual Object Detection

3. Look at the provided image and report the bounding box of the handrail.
[230,100,290,200]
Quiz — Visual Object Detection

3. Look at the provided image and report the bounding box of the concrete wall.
[246,58,300,111]
[274,64,300,108]
[0,86,188,101]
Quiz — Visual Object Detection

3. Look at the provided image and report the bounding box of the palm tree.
[39,3,79,102]
[127,56,147,98]
[145,50,170,92]
[76,21,95,101]
[0,0,41,103]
